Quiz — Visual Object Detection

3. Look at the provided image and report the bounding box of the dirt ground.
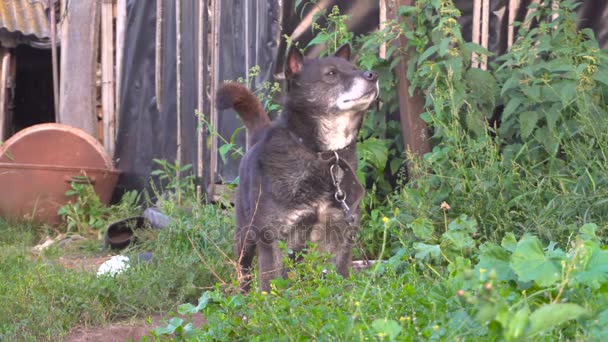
[38,238,205,342]
[66,314,206,342]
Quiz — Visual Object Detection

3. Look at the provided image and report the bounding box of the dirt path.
[66,314,206,342]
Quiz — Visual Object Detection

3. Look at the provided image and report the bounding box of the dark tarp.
[115,0,199,198]
[115,0,607,199]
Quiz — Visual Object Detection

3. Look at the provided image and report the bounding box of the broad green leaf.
[417,45,438,65]
[438,38,451,56]
[398,6,418,17]
[448,215,477,233]
[527,304,587,337]
[593,69,608,87]
[543,102,562,131]
[502,98,522,121]
[534,126,559,156]
[408,218,434,241]
[572,240,608,289]
[218,144,233,163]
[465,110,486,137]
[579,223,598,241]
[476,243,516,282]
[510,235,562,287]
[553,81,577,105]
[414,243,441,261]
[506,307,530,341]
[372,318,402,341]
[501,76,521,96]
[306,33,332,47]
[358,138,389,171]
[501,233,517,252]
[465,68,498,106]
[519,111,538,139]
[442,230,475,252]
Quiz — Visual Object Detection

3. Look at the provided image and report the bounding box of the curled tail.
[216,82,271,142]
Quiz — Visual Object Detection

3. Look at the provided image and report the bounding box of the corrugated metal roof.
[0,0,50,39]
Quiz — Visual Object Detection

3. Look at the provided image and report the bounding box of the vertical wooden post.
[480,0,490,70]
[156,0,165,112]
[101,0,115,157]
[197,0,206,200]
[392,0,431,177]
[379,0,387,59]
[49,0,59,120]
[472,0,481,68]
[59,0,100,138]
[0,49,12,141]
[176,0,183,204]
[115,0,127,132]
[508,0,520,48]
[208,0,220,194]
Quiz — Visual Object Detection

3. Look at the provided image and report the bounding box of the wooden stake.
[472,0,481,68]
[508,0,520,48]
[156,0,165,112]
[49,0,59,121]
[176,0,182,204]
[379,0,387,59]
[0,49,11,141]
[481,0,490,70]
[196,0,205,201]
[101,0,115,157]
[115,0,127,133]
[59,0,100,137]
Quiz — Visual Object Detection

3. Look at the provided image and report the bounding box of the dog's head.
[285,44,379,115]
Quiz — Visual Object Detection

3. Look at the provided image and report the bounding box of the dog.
[217,44,379,292]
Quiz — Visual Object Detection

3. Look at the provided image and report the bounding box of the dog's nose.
[363,71,378,81]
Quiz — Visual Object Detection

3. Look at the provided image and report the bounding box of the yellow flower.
[479,268,486,275]
[382,217,389,223]
[261,291,268,295]
[399,316,408,322]
[377,332,386,338]
[354,301,360,307]
[433,325,440,332]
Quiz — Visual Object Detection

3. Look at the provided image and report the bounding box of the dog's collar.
[287,130,355,160]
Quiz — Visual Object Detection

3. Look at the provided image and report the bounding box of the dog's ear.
[334,44,351,61]
[285,45,304,78]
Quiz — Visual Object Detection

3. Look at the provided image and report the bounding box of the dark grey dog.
[217,44,379,292]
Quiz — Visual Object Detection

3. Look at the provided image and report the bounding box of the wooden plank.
[379,0,387,59]
[481,0,490,70]
[50,0,59,120]
[176,0,183,203]
[0,48,10,141]
[472,0,481,68]
[392,0,430,176]
[101,0,115,157]
[115,0,127,133]
[155,0,165,112]
[59,0,100,138]
[508,0,520,48]
[197,0,205,200]
[208,0,220,195]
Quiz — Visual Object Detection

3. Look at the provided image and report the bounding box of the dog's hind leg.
[235,225,257,293]
[257,241,284,292]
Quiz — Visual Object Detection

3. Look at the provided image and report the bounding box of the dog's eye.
[326,70,337,76]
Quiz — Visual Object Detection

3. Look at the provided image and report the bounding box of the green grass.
[0,203,235,341]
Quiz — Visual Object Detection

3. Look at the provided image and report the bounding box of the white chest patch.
[318,111,358,151]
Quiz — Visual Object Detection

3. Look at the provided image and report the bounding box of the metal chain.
[330,151,355,226]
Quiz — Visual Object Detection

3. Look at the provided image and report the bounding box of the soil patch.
[66,314,206,342]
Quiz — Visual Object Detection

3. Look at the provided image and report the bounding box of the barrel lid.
[0,123,113,169]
